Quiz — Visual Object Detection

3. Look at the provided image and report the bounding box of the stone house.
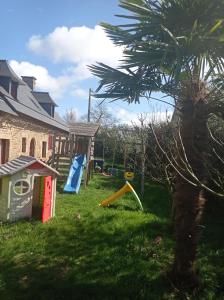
[0,60,69,164]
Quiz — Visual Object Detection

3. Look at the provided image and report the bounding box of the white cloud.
[28,25,123,80]
[10,60,72,99]
[71,88,89,99]
[17,25,123,100]
[115,108,139,124]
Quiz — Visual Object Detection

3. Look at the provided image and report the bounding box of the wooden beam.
[56,136,61,170]
[51,134,56,168]
[69,134,75,164]
[84,137,92,188]
[87,88,92,122]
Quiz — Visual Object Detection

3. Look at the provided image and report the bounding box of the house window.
[22,138,26,153]
[48,135,53,150]
[0,139,10,164]
[42,141,47,158]
[29,138,36,157]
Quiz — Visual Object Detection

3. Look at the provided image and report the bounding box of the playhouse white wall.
[9,172,33,221]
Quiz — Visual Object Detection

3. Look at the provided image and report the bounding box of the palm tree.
[89,0,224,289]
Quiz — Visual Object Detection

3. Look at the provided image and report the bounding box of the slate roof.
[0,156,59,177]
[0,96,18,115]
[0,60,68,132]
[69,122,100,137]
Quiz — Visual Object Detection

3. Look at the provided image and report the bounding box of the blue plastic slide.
[63,155,86,193]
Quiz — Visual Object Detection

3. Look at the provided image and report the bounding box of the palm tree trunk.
[170,83,209,289]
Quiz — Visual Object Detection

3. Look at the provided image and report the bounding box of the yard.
[0,175,223,300]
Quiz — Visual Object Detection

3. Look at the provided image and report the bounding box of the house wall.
[0,176,10,221]
[0,112,66,162]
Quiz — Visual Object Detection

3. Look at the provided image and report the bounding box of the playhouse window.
[22,138,26,153]
[13,180,30,195]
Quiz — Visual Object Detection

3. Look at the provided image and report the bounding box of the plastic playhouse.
[0,156,59,223]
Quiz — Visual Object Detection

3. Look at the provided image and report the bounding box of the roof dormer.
[32,91,58,118]
[21,76,36,90]
[0,60,25,99]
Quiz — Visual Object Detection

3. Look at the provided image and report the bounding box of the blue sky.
[0,0,172,123]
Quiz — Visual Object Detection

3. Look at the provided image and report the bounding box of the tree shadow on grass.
[0,260,170,300]
[0,215,173,300]
[106,204,139,212]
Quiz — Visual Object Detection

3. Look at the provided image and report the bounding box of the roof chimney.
[21,76,36,90]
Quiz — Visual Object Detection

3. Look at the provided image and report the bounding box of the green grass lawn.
[0,175,223,300]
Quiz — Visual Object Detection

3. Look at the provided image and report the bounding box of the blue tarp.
[63,155,86,193]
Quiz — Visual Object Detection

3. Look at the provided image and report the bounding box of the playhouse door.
[42,176,52,223]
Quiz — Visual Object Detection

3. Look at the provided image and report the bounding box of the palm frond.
[90,0,224,102]
[89,62,160,103]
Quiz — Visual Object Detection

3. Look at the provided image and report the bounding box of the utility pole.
[87,88,91,122]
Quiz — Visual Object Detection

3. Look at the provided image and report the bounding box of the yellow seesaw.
[99,181,144,211]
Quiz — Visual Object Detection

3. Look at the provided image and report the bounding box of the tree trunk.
[170,82,209,289]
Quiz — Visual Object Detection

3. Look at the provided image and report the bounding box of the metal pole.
[87,88,91,122]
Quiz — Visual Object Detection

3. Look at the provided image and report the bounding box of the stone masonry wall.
[0,112,64,162]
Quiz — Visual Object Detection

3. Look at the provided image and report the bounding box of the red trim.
[26,162,45,170]
[48,135,53,150]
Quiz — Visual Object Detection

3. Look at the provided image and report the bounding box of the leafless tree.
[63,108,77,124]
